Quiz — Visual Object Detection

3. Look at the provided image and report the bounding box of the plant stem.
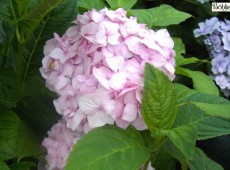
[17,43,23,95]
[181,161,188,170]
[21,12,51,96]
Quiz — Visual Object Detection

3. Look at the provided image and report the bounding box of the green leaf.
[0,0,13,22]
[176,67,219,95]
[17,0,65,43]
[163,141,188,170]
[0,109,41,160]
[0,69,21,108]
[128,9,153,28]
[0,109,19,160]
[173,37,185,61]
[173,37,204,66]
[22,0,77,95]
[16,121,42,160]
[65,125,150,170]
[105,0,137,9]
[165,125,197,160]
[192,102,230,119]
[189,148,224,170]
[148,5,192,26]
[196,117,230,140]
[188,93,230,118]
[9,161,35,170]
[152,147,177,170]
[0,20,16,68]
[16,97,60,138]
[141,63,178,133]
[16,0,29,17]
[173,83,195,102]
[173,93,230,140]
[0,161,10,170]
[177,57,203,66]
[77,0,107,11]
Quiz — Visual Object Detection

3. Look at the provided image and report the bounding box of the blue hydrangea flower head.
[194,17,230,97]
[194,17,221,37]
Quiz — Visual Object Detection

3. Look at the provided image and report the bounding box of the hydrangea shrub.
[2,0,230,170]
[40,7,175,169]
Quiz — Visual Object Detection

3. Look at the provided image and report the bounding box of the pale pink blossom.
[42,121,83,170]
[40,8,174,170]
[78,87,116,128]
[40,7,176,136]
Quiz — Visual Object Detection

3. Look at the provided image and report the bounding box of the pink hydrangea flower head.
[42,121,83,170]
[40,8,176,132]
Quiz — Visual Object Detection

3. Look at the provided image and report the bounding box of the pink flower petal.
[93,66,112,90]
[78,94,98,115]
[109,72,126,90]
[105,55,125,72]
[49,48,65,61]
[87,111,114,128]
[122,103,137,122]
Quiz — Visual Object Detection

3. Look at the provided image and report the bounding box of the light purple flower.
[215,75,230,89]
[219,19,230,32]
[222,32,230,52]
[211,55,230,74]
[205,35,222,52]
[194,17,220,37]
[194,18,230,97]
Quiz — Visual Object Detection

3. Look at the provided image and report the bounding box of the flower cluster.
[42,121,83,170]
[40,7,175,169]
[194,17,230,97]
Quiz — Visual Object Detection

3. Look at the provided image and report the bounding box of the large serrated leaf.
[189,148,224,170]
[173,83,195,102]
[188,93,230,119]
[196,117,230,140]
[77,0,107,11]
[128,9,152,28]
[0,0,13,22]
[165,125,197,160]
[17,0,65,43]
[173,93,230,140]
[65,126,150,170]
[148,5,192,26]
[176,67,219,95]
[105,0,137,9]
[0,109,19,160]
[141,63,178,133]
[16,0,29,17]
[22,0,77,95]
[0,109,41,160]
